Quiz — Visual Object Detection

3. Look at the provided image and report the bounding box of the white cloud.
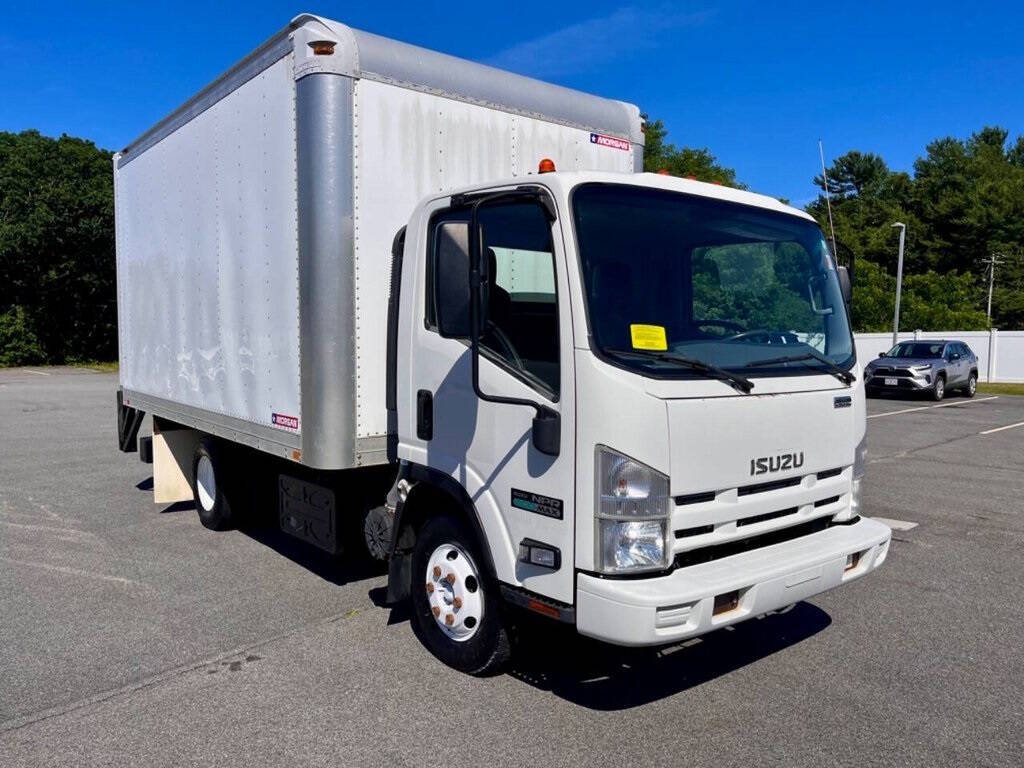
[485,5,712,79]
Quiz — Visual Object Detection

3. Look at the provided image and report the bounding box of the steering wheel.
[484,325,526,371]
[693,318,747,336]
[727,329,773,343]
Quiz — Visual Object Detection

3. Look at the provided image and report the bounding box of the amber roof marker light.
[309,40,336,56]
[538,158,556,173]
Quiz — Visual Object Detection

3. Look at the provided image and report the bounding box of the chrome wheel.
[196,454,216,512]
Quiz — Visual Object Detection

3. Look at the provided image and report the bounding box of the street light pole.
[891,222,906,348]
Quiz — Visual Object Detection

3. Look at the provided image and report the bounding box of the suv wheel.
[964,372,977,398]
[931,375,945,402]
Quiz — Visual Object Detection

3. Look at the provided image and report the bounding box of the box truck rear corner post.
[114,14,891,675]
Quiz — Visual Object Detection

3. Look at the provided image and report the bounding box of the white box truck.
[115,13,891,674]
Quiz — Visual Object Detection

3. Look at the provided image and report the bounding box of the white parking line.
[22,369,50,376]
[871,517,919,531]
[867,395,999,419]
[979,421,1024,436]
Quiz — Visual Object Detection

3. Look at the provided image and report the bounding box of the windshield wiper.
[605,348,754,393]
[745,348,855,385]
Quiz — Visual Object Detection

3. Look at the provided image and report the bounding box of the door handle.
[417,390,433,441]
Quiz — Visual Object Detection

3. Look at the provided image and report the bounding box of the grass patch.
[69,361,119,373]
[977,382,1024,396]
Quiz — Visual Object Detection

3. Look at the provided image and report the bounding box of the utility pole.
[891,223,906,347]
[983,254,1004,327]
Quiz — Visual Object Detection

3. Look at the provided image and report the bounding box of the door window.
[426,201,560,397]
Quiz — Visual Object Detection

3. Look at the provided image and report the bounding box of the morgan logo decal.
[750,451,804,476]
[590,132,630,151]
[272,412,299,430]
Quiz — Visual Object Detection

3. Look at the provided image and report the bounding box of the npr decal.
[590,132,631,151]
[750,451,804,476]
[511,488,563,520]
[272,412,299,430]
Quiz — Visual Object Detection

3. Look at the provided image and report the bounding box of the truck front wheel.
[192,438,235,531]
[410,517,511,675]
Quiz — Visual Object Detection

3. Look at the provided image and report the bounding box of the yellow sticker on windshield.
[630,324,668,351]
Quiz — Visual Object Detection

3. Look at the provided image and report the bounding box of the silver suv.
[864,340,978,401]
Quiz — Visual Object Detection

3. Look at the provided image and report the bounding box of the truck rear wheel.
[410,517,511,675]
[192,438,234,531]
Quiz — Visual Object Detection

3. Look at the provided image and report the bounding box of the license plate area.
[884,377,898,386]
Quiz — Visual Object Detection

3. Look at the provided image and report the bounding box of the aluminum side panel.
[115,56,301,435]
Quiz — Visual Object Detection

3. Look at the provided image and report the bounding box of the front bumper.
[576,516,891,646]
[865,371,932,390]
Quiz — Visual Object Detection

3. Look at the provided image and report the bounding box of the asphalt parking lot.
[2,368,1022,767]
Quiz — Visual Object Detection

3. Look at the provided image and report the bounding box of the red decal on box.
[590,132,630,151]
[272,412,299,430]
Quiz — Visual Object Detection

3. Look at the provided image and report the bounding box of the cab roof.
[444,170,817,223]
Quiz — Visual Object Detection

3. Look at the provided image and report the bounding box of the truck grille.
[675,517,832,568]
[670,466,851,563]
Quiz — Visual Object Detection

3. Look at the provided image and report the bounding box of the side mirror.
[532,406,560,456]
[951,352,961,360]
[837,265,852,304]
[878,352,886,358]
[435,222,472,338]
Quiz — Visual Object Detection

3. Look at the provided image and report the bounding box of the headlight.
[911,363,933,372]
[837,433,867,522]
[596,447,672,573]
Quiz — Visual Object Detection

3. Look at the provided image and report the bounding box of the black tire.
[192,437,235,531]
[963,372,977,398]
[930,374,946,402]
[410,517,511,675]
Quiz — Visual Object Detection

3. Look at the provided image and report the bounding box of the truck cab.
[388,169,891,670]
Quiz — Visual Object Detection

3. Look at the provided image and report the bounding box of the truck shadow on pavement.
[505,602,831,709]
[367,590,832,709]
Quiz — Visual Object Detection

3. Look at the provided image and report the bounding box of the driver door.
[404,194,577,605]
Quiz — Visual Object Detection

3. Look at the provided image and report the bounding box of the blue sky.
[2,1,1022,203]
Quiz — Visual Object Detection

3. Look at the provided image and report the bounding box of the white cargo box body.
[115,13,643,469]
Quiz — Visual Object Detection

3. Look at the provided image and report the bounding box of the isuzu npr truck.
[115,14,891,674]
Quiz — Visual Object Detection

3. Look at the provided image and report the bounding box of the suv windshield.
[572,184,855,379]
[886,342,945,359]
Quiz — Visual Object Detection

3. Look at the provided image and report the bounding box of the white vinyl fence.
[854,330,1024,383]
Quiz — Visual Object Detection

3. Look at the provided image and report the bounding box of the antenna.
[818,139,837,255]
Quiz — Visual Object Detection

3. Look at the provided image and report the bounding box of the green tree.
[813,151,889,198]
[0,130,116,364]
[642,118,744,188]
[808,126,1024,330]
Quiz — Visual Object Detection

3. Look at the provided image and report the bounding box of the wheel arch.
[385,463,503,603]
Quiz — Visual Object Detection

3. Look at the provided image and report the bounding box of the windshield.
[571,184,855,379]
[885,342,944,359]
